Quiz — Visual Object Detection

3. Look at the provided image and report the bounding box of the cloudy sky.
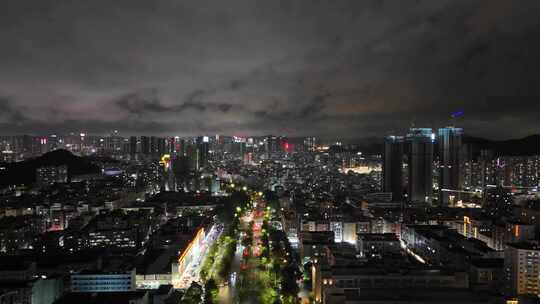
[1,0,539,140]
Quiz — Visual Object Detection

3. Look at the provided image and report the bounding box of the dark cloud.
[297,94,329,118]
[0,0,540,140]
[0,96,31,124]
[115,88,237,117]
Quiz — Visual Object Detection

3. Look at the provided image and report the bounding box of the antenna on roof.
[450,109,464,127]
[451,109,464,118]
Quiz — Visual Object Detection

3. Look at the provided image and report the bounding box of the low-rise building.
[313,263,469,303]
[357,233,400,258]
[71,269,136,293]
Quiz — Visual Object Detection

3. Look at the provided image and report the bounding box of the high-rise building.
[438,127,463,206]
[106,130,122,154]
[383,136,404,201]
[232,136,246,156]
[48,134,59,151]
[172,155,192,191]
[279,136,289,153]
[147,136,166,158]
[480,149,496,187]
[406,128,434,204]
[265,135,278,154]
[196,136,210,170]
[129,136,137,158]
[140,136,150,156]
[460,143,477,189]
[304,137,316,152]
[504,242,540,296]
[504,156,540,188]
[157,137,166,157]
[165,137,174,155]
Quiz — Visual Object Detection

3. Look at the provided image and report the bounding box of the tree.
[281,264,300,296]
[203,278,218,304]
[263,190,280,210]
[181,282,203,304]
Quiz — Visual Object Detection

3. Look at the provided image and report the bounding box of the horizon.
[2,130,540,144]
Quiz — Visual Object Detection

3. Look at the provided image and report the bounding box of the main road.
[216,191,266,303]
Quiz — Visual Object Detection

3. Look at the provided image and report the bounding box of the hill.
[0,149,100,187]
[464,134,540,156]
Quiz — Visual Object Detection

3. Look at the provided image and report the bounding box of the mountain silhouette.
[0,149,100,187]
[464,134,540,156]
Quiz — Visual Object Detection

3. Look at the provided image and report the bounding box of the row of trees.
[199,188,250,303]
[259,209,301,304]
[200,232,238,287]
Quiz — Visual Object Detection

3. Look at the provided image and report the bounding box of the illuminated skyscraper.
[406,128,434,204]
[383,136,404,201]
[196,136,210,170]
[279,136,289,153]
[438,127,463,206]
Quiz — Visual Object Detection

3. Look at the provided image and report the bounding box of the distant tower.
[406,128,434,204]
[438,127,463,206]
[383,136,404,201]
[172,155,192,191]
[196,136,210,171]
[303,137,316,152]
[265,135,278,155]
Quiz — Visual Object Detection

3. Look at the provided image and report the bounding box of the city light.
[1,3,536,303]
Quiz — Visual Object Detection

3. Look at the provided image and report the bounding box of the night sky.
[1,0,540,140]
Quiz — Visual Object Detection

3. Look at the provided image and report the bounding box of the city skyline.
[1,1,540,139]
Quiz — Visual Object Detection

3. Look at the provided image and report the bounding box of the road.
[219,191,293,304]
[231,195,267,303]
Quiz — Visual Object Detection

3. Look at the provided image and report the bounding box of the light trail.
[400,238,426,264]
[175,224,222,289]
